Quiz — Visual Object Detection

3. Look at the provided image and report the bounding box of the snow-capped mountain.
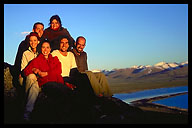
[99,61,188,79]
[154,61,180,70]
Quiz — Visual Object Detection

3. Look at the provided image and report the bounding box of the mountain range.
[92,61,188,80]
[98,61,188,94]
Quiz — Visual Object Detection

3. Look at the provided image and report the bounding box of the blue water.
[113,86,188,109]
[152,94,188,109]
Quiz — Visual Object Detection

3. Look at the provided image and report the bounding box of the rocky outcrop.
[3,62,143,124]
[4,62,188,124]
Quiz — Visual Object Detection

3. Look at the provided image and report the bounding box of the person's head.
[41,39,51,59]
[75,36,86,53]
[32,22,44,38]
[28,32,40,50]
[49,15,62,31]
[58,35,70,53]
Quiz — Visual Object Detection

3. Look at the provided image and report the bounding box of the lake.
[113,86,188,109]
[152,93,188,109]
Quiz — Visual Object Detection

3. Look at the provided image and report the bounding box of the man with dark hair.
[72,36,113,97]
[51,35,96,122]
[51,35,94,97]
[14,22,44,86]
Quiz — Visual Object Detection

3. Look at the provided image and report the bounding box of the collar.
[28,47,38,55]
[73,48,81,56]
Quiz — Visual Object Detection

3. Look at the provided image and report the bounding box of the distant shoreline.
[130,92,188,114]
[109,81,188,94]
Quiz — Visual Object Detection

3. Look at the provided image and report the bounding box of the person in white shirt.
[51,49,77,77]
[51,35,95,98]
[19,32,40,86]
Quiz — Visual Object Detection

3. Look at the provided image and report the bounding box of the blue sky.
[4,4,188,70]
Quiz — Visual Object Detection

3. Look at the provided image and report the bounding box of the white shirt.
[51,50,77,77]
[21,47,38,71]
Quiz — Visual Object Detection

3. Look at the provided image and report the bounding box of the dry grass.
[108,79,188,94]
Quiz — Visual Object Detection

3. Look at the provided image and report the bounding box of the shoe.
[23,110,31,122]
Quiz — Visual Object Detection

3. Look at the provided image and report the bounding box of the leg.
[24,74,40,120]
[85,71,103,96]
[18,76,23,86]
[94,72,113,97]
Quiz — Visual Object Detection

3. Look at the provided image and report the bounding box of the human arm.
[84,52,88,71]
[21,52,29,71]
[14,40,29,75]
[47,56,62,77]
[23,57,40,77]
[32,68,48,77]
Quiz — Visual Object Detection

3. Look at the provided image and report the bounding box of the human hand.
[32,68,40,74]
[39,71,48,77]
[65,82,76,90]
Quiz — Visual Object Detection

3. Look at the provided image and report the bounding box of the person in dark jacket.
[14,22,44,86]
[72,36,113,97]
[42,15,75,51]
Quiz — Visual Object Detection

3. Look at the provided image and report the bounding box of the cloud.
[21,31,30,35]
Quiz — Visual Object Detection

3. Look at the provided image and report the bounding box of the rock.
[30,85,144,124]
[4,67,14,92]
[5,62,187,124]
[4,62,145,124]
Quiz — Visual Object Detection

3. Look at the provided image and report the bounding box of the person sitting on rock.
[14,22,44,86]
[23,39,73,121]
[19,32,40,86]
[51,35,98,122]
[51,35,95,99]
[72,36,113,97]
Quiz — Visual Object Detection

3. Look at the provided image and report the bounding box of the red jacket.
[24,53,64,87]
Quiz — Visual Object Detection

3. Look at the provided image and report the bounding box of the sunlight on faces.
[41,42,51,58]
[59,38,69,52]
[51,19,60,30]
[76,38,86,53]
[33,24,44,38]
[29,36,38,49]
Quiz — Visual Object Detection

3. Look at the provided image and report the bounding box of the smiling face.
[50,19,60,30]
[76,38,86,53]
[41,42,51,59]
[59,38,69,53]
[33,24,44,38]
[29,36,38,50]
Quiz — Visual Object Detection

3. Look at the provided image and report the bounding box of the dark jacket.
[42,27,75,51]
[72,48,88,73]
[14,35,30,78]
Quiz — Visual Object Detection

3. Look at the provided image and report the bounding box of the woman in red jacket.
[23,39,73,121]
[24,40,64,87]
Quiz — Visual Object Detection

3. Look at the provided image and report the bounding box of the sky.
[4,4,188,71]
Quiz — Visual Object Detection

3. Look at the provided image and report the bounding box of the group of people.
[14,15,113,122]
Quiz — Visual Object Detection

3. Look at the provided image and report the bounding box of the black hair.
[33,22,44,30]
[76,36,86,45]
[41,38,51,48]
[28,32,40,41]
[56,35,71,51]
[58,35,70,43]
[49,15,62,27]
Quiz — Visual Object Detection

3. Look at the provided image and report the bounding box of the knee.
[31,83,40,91]
[26,74,37,81]
[18,77,23,86]
[95,72,105,78]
